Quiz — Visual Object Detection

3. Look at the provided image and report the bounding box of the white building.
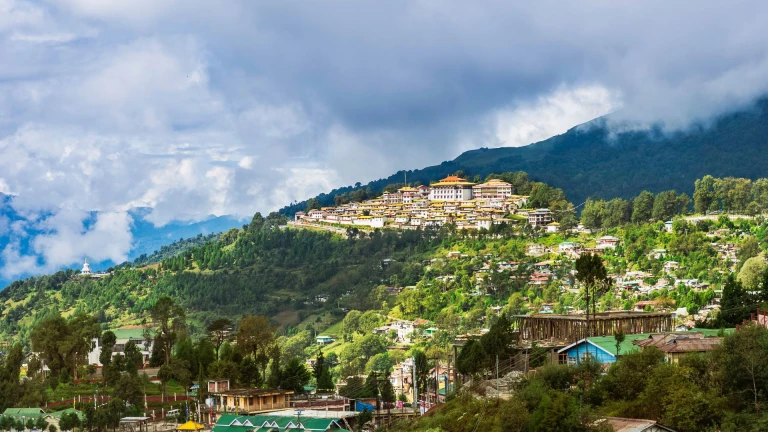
[88,327,155,367]
[81,258,92,275]
[428,176,475,201]
[472,179,514,199]
[596,236,620,249]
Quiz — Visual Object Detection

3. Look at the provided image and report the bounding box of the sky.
[2,0,768,278]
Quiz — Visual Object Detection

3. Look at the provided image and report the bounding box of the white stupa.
[81,258,92,275]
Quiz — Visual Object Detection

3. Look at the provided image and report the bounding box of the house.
[603,417,676,432]
[528,208,553,227]
[428,176,475,201]
[373,320,416,342]
[663,261,679,273]
[633,300,661,312]
[316,335,335,345]
[596,236,620,249]
[209,378,231,393]
[664,221,674,232]
[557,334,647,365]
[545,222,560,233]
[88,327,155,367]
[633,332,723,363]
[213,388,294,414]
[526,243,548,257]
[558,242,582,256]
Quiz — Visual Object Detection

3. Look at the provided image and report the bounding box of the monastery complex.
[294,176,555,230]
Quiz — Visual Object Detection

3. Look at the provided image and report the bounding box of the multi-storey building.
[428,176,475,201]
[472,178,514,199]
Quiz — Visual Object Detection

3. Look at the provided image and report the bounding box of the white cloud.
[1,0,768,279]
[489,85,620,149]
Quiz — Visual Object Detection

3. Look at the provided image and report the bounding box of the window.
[558,353,568,365]
[567,356,577,366]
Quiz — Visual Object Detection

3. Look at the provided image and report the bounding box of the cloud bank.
[1,0,768,277]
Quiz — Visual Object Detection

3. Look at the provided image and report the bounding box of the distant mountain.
[281,99,768,214]
[127,209,243,263]
[0,201,243,287]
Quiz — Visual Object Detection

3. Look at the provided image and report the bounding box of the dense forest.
[280,98,768,216]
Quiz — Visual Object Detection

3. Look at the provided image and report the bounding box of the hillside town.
[293,176,539,230]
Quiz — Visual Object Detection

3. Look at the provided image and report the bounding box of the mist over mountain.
[281,99,768,215]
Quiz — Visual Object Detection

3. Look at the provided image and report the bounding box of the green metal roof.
[585,333,650,357]
[110,328,153,340]
[2,408,45,419]
[214,414,343,432]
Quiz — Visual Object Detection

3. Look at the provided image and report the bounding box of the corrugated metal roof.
[605,417,675,431]
[659,338,722,353]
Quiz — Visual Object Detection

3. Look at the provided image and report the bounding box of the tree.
[614,328,626,356]
[457,339,486,376]
[279,358,311,393]
[718,324,768,413]
[30,316,68,380]
[413,350,430,396]
[632,191,655,223]
[207,318,233,360]
[738,236,761,265]
[694,175,717,214]
[236,315,276,376]
[157,364,173,402]
[652,190,680,221]
[123,340,143,375]
[207,360,239,382]
[34,417,48,431]
[717,274,752,327]
[604,198,632,228]
[306,198,321,211]
[113,373,144,407]
[480,315,515,369]
[380,374,396,408]
[575,253,610,336]
[341,310,362,341]
[58,413,80,432]
[239,356,261,387]
[738,256,766,291]
[63,313,100,381]
[151,296,186,366]
[580,199,606,229]
[313,351,326,382]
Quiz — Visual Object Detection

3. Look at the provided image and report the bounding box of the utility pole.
[412,358,418,415]
[495,355,499,398]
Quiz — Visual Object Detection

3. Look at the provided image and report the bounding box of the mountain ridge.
[280,100,768,214]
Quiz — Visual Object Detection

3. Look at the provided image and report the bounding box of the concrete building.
[428,176,475,201]
[527,208,553,227]
[471,179,514,199]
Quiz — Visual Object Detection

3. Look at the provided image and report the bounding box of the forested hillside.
[281,99,768,215]
[0,211,442,344]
